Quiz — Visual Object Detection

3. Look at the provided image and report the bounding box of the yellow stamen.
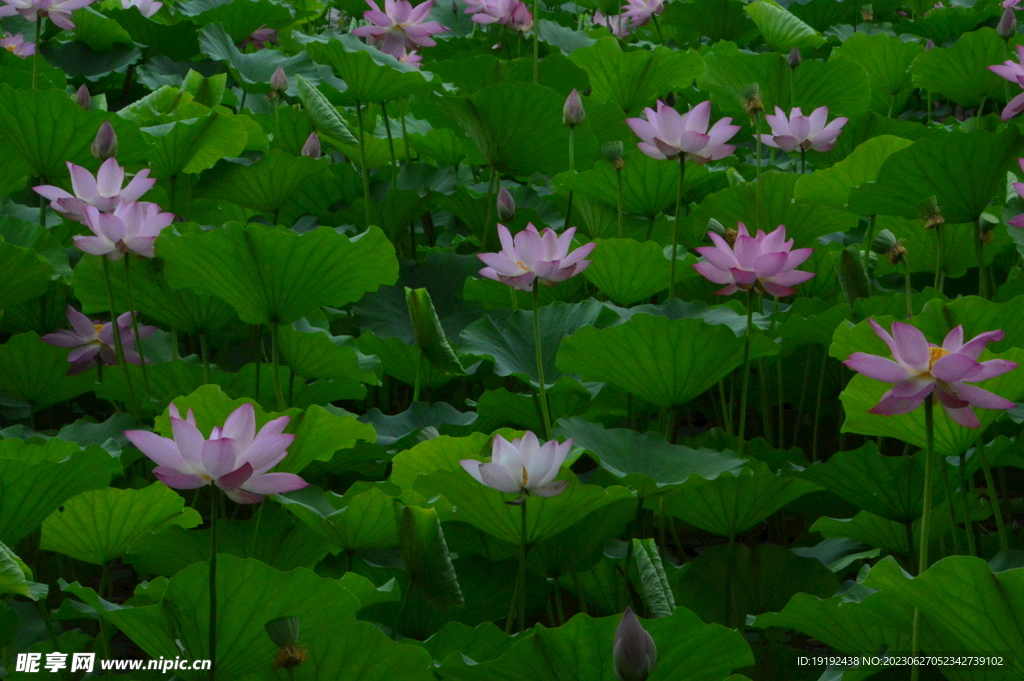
[927,347,949,369]
[94,324,105,334]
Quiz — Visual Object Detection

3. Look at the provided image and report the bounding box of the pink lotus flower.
[758,106,848,153]
[460,432,571,499]
[34,158,156,223]
[1,32,34,57]
[42,306,155,375]
[593,10,631,37]
[989,47,1024,119]
[125,403,308,504]
[693,222,814,297]
[1009,159,1024,228]
[844,320,1018,428]
[626,100,740,164]
[120,0,161,16]
[75,202,174,259]
[239,26,277,50]
[1004,0,1020,10]
[398,48,423,66]
[466,0,532,32]
[353,0,448,59]
[0,0,95,30]
[478,223,596,292]
[620,0,663,27]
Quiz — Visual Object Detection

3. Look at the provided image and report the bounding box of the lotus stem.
[248,501,264,557]
[532,286,552,439]
[271,321,285,411]
[383,102,398,190]
[209,490,220,681]
[800,147,806,174]
[933,224,944,293]
[564,128,575,229]
[737,289,753,458]
[862,215,876,284]
[978,441,1009,552]
[101,257,140,420]
[938,456,963,556]
[669,155,686,299]
[975,218,989,299]
[718,380,732,435]
[903,257,913,319]
[910,396,936,681]
[123,256,151,396]
[616,167,624,239]
[199,333,212,385]
[412,350,422,403]
[482,166,497,251]
[355,100,372,229]
[253,325,261,401]
[38,177,47,228]
[773,296,785,448]
[811,347,827,462]
[519,499,527,632]
[32,16,43,90]
[651,11,664,42]
[98,563,114,663]
[399,98,411,164]
[532,0,540,83]
[755,113,763,231]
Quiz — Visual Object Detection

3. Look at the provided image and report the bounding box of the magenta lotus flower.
[42,306,155,375]
[620,0,663,27]
[989,47,1024,119]
[398,48,423,66]
[758,106,848,153]
[693,222,814,297]
[120,0,161,16]
[353,0,448,59]
[844,320,1018,428]
[1,32,34,57]
[593,10,631,37]
[466,0,532,32]
[0,0,95,30]
[34,158,156,223]
[74,202,174,259]
[626,100,740,164]
[125,403,308,504]
[478,223,596,292]
[460,432,572,499]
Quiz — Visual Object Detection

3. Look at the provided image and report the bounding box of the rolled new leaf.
[405,287,465,375]
[295,75,358,146]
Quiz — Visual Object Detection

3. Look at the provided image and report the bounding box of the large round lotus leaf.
[847,128,1024,224]
[158,223,398,325]
[440,82,599,176]
[557,313,778,408]
[437,608,753,681]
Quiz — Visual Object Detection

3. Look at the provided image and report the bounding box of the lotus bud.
[787,47,801,69]
[301,132,321,159]
[496,187,516,222]
[271,66,288,94]
[925,39,935,50]
[75,84,91,110]
[613,607,657,681]
[602,141,625,170]
[999,7,1017,40]
[706,218,726,237]
[265,617,301,647]
[91,121,118,160]
[563,89,586,127]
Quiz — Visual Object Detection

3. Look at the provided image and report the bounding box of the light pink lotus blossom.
[398,48,423,66]
[1004,0,1021,10]
[693,222,814,297]
[989,47,1024,119]
[34,158,156,222]
[460,432,572,499]
[1009,159,1024,228]
[466,0,532,32]
[120,0,161,16]
[353,0,448,59]
[0,0,95,30]
[478,223,596,291]
[621,0,663,27]
[74,202,174,260]
[1,32,34,57]
[626,100,740,164]
[42,306,155,375]
[125,403,308,504]
[758,106,848,153]
[593,10,631,37]
[844,320,1018,428]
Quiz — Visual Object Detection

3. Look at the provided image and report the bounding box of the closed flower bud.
[91,121,118,160]
[75,84,91,110]
[563,89,586,127]
[925,39,935,50]
[496,187,516,222]
[613,607,657,681]
[999,7,1017,40]
[265,617,301,647]
[787,47,801,69]
[301,132,321,159]
[271,66,288,93]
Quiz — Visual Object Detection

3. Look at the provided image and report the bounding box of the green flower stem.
[650,11,664,42]
[412,350,423,403]
[355,100,372,229]
[171,329,179,361]
[975,218,989,300]
[482,166,497,251]
[616,166,624,239]
[382,102,399,190]
[718,380,732,436]
[564,128,575,229]
[199,333,212,385]
[903,257,913,319]
[123,256,151,396]
[101,257,140,420]
[800,147,806,174]
[862,215,876,284]
[755,114,763,231]
[736,290,753,458]
[398,98,411,164]
[271,321,285,411]
[510,288,519,311]
[532,286,552,439]
[532,0,540,83]
[209,490,220,681]
[248,501,264,557]
[253,325,262,401]
[518,499,527,633]
[668,155,686,299]
[38,177,47,228]
[811,347,827,462]
[933,225,944,293]
[32,16,43,90]
[911,396,936,681]
[773,297,785,448]
[98,563,114,663]
[978,442,1009,552]
[938,458,963,556]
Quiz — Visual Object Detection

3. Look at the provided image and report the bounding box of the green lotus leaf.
[279,484,400,553]
[911,28,1005,108]
[793,135,913,210]
[744,0,824,52]
[0,332,97,411]
[142,112,249,179]
[306,36,434,104]
[830,32,922,116]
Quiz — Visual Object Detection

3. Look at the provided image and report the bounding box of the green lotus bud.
[787,47,801,69]
[613,607,657,681]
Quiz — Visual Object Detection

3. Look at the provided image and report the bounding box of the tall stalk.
[101,257,139,420]
[271,322,285,411]
[532,0,541,83]
[482,166,497,251]
[532,287,552,439]
[737,290,753,457]
[978,443,1008,551]
[668,155,686,298]
[564,127,575,229]
[355,100,372,229]
[123,256,151,396]
[209,491,220,681]
[910,397,936,681]
[382,101,399,190]
[32,16,44,90]
[974,218,989,299]
[616,164,624,238]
